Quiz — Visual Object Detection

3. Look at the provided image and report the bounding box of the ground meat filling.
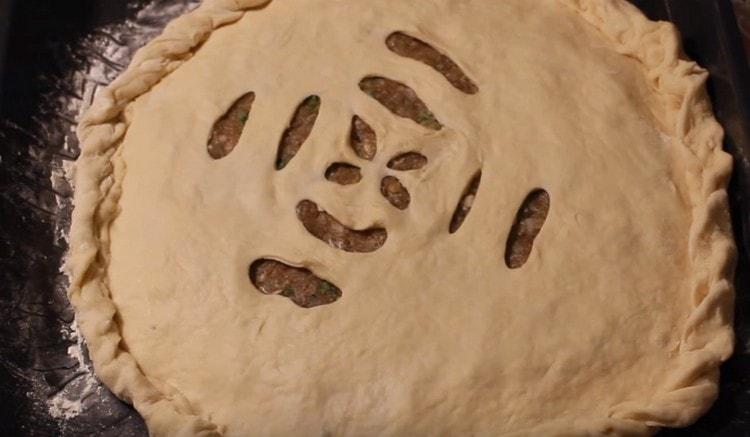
[449,171,482,234]
[359,77,442,130]
[325,162,362,185]
[387,152,428,171]
[381,176,410,210]
[350,115,377,160]
[276,95,321,169]
[207,92,255,159]
[249,259,342,308]
[296,199,387,252]
[386,32,479,95]
[505,189,550,269]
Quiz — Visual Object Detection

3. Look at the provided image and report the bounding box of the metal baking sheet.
[0,0,748,435]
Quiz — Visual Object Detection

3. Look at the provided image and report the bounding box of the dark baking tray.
[0,0,10,105]
[1,0,748,435]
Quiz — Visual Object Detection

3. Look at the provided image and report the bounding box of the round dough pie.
[69,0,736,435]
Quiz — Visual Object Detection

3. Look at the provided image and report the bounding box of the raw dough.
[69,0,736,435]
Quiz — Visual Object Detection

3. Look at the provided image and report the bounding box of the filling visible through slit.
[276,95,321,170]
[350,115,377,160]
[381,176,410,210]
[387,152,428,171]
[207,92,255,159]
[296,200,387,252]
[359,76,442,130]
[249,259,342,308]
[386,32,478,95]
[505,189,550,269]
[325,162,362,185]
[449,171,481,233]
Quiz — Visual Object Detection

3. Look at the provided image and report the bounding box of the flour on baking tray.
[47,321,101,420]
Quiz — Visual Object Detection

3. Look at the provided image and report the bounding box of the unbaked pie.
[69,0,736,435]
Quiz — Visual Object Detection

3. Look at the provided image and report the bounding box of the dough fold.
[70,1,271,434]
[558,0,734,431]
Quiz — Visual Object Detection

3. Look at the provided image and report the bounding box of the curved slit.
[350,115,377,160]
[249,259,342,308]
[296,200,387,253]
[276,95,321,170]
[325,162,362,185]
[504,189,550,269]
[387,152,428,171]
[207,92,255,159]
[381,176,411,210]
[449,171,482,233]
[386,32,478,95]
[359,76,442,130]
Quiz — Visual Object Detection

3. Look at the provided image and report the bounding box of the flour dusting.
[47,321,102,420]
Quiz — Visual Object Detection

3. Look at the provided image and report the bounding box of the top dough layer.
[69,0,736,435]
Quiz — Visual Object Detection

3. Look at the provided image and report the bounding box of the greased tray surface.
[1,1,748,435]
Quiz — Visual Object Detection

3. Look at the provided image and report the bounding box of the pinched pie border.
[69,0,736,435]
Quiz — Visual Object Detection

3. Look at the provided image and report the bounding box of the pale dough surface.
[69,0,736,435]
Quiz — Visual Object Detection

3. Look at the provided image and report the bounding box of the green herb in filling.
[318,281,335,295]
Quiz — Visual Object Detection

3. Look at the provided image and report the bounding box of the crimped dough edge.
[68,0,736,435]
